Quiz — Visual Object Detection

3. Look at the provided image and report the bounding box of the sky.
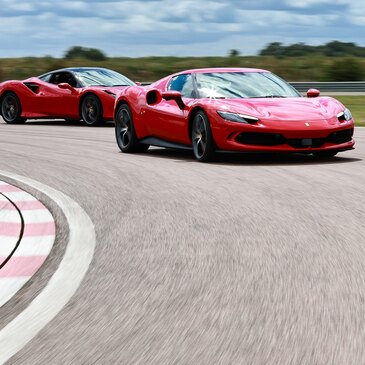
[0,0,364,58]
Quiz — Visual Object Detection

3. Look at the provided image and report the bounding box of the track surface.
[0,118,365,364]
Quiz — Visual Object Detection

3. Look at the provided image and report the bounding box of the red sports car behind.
[0,67,134,126]
[114,67,355,162]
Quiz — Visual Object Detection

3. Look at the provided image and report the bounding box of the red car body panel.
[115,68,355,154]
[0,70,130,122]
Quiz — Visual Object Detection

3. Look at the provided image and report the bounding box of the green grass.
[1,55,365,82]
[334,96,365,126]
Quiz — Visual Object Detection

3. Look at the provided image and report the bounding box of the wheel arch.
[114,98,131,120]
[0,90,19,113]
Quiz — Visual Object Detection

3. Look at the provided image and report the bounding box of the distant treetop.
[260,41,365,57]
[64,46,107,61]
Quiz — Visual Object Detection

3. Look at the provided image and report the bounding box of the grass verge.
[334,96,365,126]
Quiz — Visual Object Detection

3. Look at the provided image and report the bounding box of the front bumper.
[211,117,355,153]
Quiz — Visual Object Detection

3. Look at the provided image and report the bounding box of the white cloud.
[284,0,347,8]
[0,0,364,58]
[59,1,89,11]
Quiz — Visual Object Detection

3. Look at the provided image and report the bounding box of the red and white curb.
[0,181,55,306]
[0,172,95,365]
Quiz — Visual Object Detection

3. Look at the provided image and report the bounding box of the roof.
[178,67,269,74]
[52,67,110,72]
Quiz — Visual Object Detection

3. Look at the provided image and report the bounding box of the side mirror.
[161,91,186,110]
[146,89,186,110]
[135,81,142,86]
[58,83,77,94]
[306,88,320,98]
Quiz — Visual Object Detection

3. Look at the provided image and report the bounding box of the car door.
[144,74,195,144]
[37,71,80,117]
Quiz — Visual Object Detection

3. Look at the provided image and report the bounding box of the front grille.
[236,133,285,146]
[236,128,353,148]
[287,138,326,148]
[327,128,353,144]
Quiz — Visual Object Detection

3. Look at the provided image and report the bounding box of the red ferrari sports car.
[0,67,134,126]
[114,67,355,161]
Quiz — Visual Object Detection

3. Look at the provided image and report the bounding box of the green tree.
[64,46,107,61]
[228,49,240,57]
[259,42,284,56]
[259,40,365,58]
[326,58,364,81]
[323,41,358,57]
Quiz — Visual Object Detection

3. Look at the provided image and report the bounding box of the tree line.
[259,41,365,57]
[0,42,364,82]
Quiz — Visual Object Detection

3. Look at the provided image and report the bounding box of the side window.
[49,73,63,85]
[49,72,79,87]
[39,74,51,83]
[168,74,195,98]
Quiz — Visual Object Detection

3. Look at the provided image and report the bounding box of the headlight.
[337,108,352,122]
[217,111,258,124]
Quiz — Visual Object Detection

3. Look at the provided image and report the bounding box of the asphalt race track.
[0,118,365,364]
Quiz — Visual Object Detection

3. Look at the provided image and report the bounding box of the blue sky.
[0,0,364,58]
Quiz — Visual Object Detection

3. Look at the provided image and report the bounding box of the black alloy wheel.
[1,92,26,124]
[191,111,216,162]
[115,104,149,153]
[81,94,103,126]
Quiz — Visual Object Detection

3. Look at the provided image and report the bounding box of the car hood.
[90,85,129,94]
[209,97,344,121]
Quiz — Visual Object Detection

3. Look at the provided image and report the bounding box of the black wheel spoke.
[192,116,207,159]
[121,130,131,146]
[199,139,206,153]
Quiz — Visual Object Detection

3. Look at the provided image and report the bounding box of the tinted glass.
[39,74,51,82]
[195,72,301,99]
[168,74,195,98]
[74,68,135,87]
[49,72,78,87]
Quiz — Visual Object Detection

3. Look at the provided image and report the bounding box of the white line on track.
[0,171,96,364]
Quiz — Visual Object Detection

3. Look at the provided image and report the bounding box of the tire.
[1,92,26,124]
[115,104,149,153]
[81,94,103,126]
[313,151,338,158]
[191,110,216,162]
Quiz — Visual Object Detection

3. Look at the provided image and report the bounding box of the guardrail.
[290,82,365,93]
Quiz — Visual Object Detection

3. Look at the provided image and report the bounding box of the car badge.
[305,122,310,127]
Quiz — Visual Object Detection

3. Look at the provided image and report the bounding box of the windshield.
[195,72,301,99]
[75,68,135,87]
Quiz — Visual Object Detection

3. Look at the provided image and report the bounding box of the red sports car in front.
[114,68,355,161]
[0,67,135,126]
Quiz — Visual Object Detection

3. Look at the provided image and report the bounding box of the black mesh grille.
[236,128,353,148]
[287,138,326,148]
[236,133,285,146]
[327,129,353,144]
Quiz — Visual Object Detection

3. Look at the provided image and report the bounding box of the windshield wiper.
[112,84,129,87]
